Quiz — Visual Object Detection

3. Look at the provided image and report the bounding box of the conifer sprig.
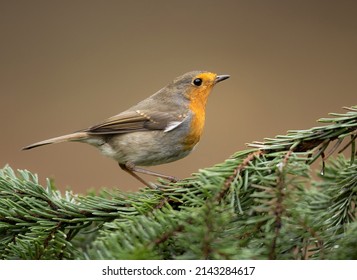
[0,105,356,259]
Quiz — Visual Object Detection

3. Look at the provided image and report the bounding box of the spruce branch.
[0,105,356,259]
[249,106,356,157]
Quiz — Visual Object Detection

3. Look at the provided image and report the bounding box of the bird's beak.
[215,74,230,84]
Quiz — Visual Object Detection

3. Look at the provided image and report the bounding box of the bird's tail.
[22,132,89,150]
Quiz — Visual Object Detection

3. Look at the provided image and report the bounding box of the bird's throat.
[182,92,209,151]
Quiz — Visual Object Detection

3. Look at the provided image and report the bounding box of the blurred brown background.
[1,0,356,193]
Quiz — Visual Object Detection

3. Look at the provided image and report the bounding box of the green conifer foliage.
[1,106,356,259]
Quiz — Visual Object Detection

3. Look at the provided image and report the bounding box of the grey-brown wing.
[84,110,185,135]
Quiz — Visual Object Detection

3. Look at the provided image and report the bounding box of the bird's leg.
[119,163,155,189]
[128,163,178,182]
[119,162,178,188]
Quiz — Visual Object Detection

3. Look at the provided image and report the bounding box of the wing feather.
[84,110,186,135]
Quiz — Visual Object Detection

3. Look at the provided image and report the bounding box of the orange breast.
[182,94,207,151]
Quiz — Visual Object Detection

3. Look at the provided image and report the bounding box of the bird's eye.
[193,78,202,86]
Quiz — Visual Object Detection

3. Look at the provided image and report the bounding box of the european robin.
[23,71,230,188]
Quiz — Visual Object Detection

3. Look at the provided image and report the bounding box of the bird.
[23,71,230,188]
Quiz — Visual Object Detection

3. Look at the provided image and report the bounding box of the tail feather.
[22,132,89,150]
